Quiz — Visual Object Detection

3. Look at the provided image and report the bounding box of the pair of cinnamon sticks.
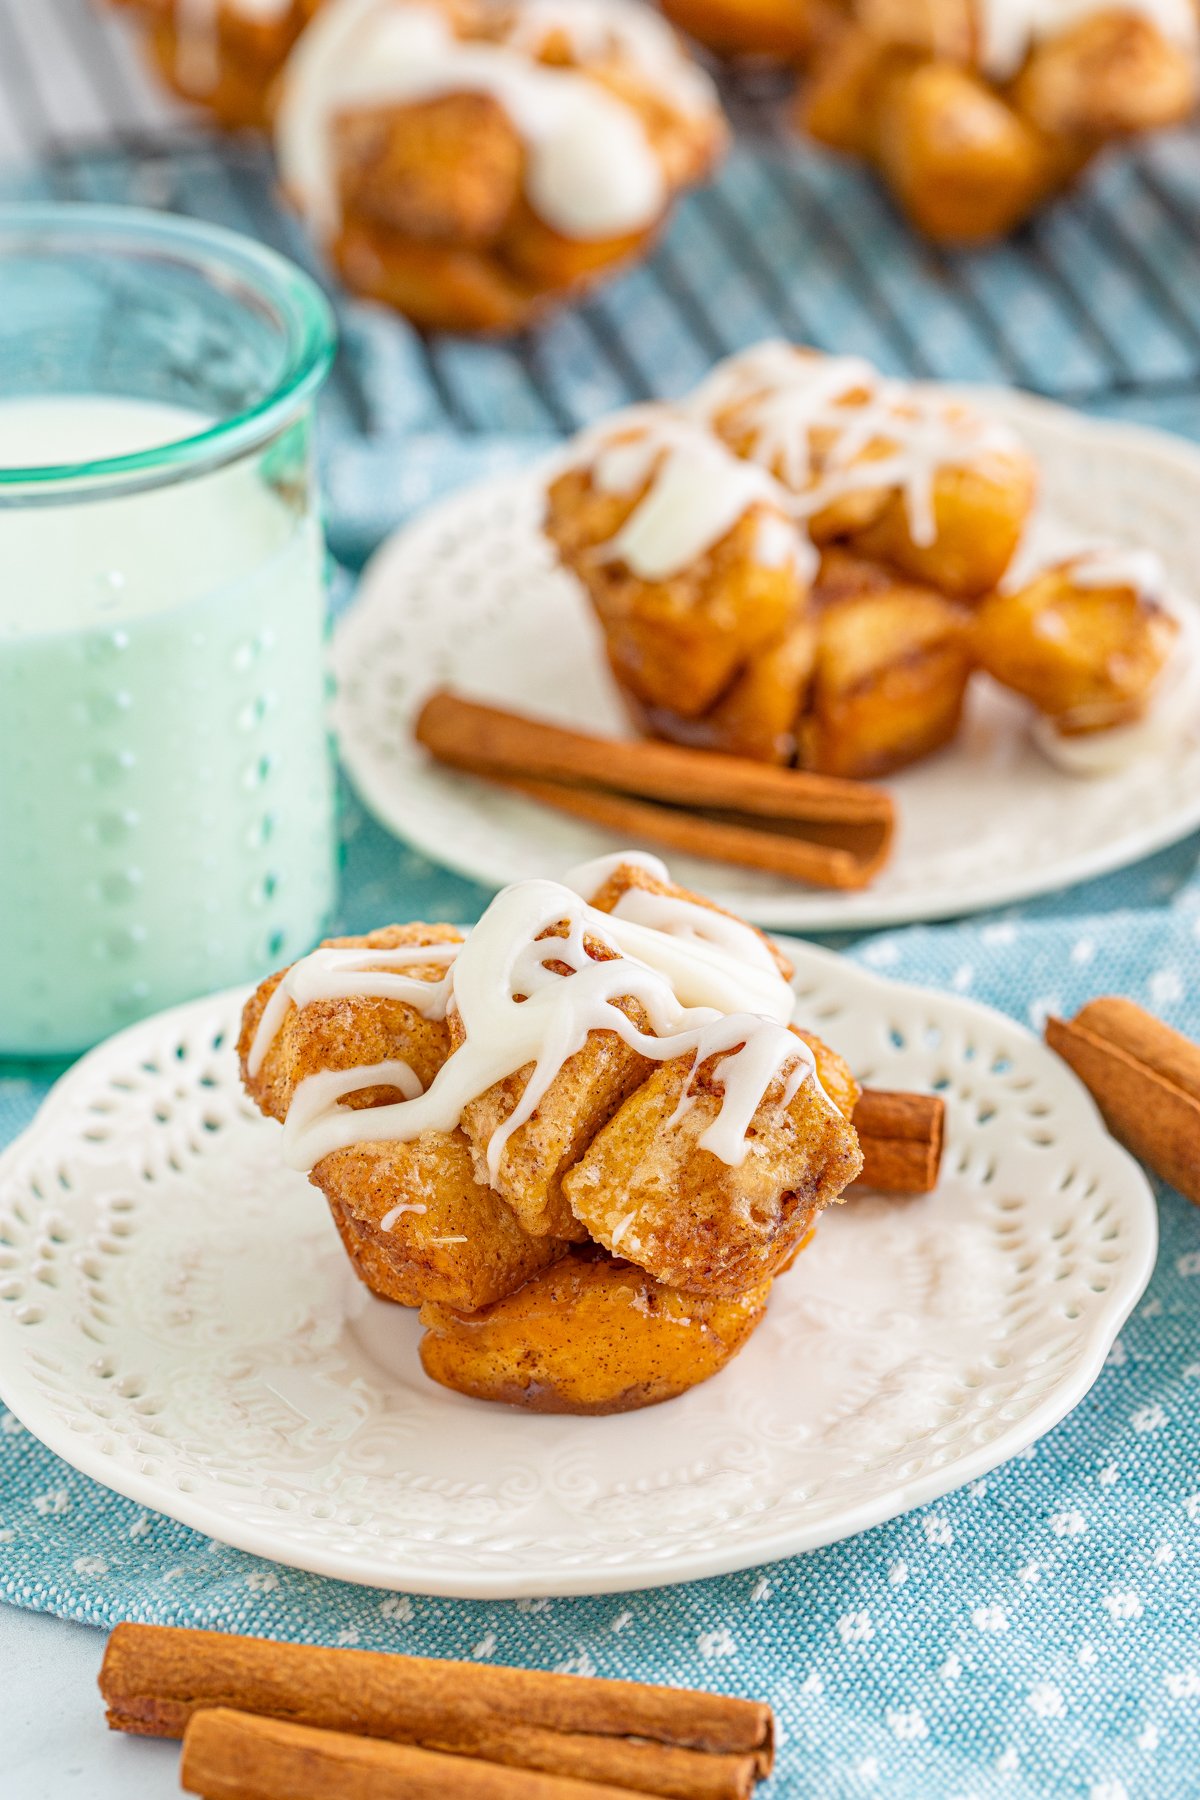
[415,690,894,891]
[100,1624,773,1800]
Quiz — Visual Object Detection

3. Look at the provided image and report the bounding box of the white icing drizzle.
[601,886,783,980]
[975,0,1199,83]
[688,340,1022,550]
[246,939,459,1077]
[274,0,683,241]
[265,865,821,1177]
[561,345,1025,584]
[562,848,671,895]
[566,405,816,583]
[380,1200,428,1229]
[282,1057,425,1147]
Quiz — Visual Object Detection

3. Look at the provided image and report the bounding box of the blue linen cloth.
[3,121,1200,1798]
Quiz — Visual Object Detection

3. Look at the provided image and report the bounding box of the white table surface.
[2,1605,178,1799]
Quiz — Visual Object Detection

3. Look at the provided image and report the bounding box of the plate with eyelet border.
[0,938,1156,1597]
[332,389,1200,930]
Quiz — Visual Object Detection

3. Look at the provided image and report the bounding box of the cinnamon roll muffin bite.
[799,0,1200,242]
[545,342,1034,776]
[545,407,815,724]
[545,341,1196,780]
[108,0,320,128]
[240,852,865,1412]
[273,0,727,330]
[239,922,569,1310]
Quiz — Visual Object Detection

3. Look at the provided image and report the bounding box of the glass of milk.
[0,205,338,1055]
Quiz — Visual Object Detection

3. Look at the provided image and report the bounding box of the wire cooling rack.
[2,0,1199,436]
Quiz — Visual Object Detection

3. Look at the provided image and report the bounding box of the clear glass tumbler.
[0,204,338,1055]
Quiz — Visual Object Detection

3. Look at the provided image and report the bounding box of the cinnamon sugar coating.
[561,1040,861,1297]
[420,1248,775,1413]
[238,867,865,1410]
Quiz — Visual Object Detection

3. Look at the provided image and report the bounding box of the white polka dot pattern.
[0,940,1155,1596]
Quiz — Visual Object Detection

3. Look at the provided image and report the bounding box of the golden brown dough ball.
[562,1037,862,1296]
[971,561,1180,732]
[801,584,974,779]
[420,1249,773,1413]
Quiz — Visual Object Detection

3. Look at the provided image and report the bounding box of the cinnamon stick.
[414,690,893,891]
[493,774,889,889]
[180,1709,639,1800]
[1045,997,1200,1204]
[101,1626,773,1786]
[854,1089,945,1194]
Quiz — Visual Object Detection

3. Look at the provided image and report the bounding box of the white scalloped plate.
[332,392,1200,929]
[0,943,1156,1597]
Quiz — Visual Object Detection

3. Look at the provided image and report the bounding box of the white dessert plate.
[0,943,1155,1597]
[332,391,1200,929]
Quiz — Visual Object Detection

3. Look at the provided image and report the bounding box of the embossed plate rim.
[0,944,1158,1596]
[332,388,1200,929]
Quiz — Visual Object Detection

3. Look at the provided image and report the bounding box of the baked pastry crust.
[546,345,1037,774]
[239,922,572,1311]
[318,1129,567,1310]
[273,0,727,330]
[800,0,1199,242]
[971,556,1180,733]
[561,1038,859,1296]
[240,858,866,1410]
[420,1249,775,1413]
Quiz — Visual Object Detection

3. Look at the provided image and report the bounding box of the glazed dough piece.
[694,342,1036,597]
[545,408,813,717]
[419,1249,774,1413]
[109,0,319,128]
[870,59,1060,243]
[971,555,1180,733]
[239,922,463,1124]
[274,0,727,330]
[315,1128,567,1309]
[1011,8,1199,138]
[562,1030,862,1298]
[799,0,1199,242]
[452,923,652,1241]
[239,925,569,1311]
